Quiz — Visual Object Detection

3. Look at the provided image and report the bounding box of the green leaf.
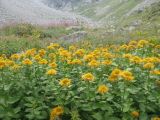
[92,112,103,120]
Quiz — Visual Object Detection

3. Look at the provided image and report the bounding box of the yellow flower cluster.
[50,106,63,120]
[97,85,109,94]
[46,69,57,75]
[109,69,134,82]
[82,73,95,81]
[131,111,139,118]
[59,78,71,87]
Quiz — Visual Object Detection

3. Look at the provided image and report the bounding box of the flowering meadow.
[0,40,160,120]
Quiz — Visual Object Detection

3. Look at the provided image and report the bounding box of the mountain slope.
[0,0,96,27]
[75,0,160,26]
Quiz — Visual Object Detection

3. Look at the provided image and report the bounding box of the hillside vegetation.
[75,0,160,27]
[0,1,160,120]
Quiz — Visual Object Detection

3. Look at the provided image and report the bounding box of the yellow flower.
[75,49,85,57]
[111,68,122,75]
[50,43,60,48]
[152,117,160,120]
[47,45,54,50]
[108,69,122,82]
[143,63,154,69]
[34,55,41,61]
[69,45,76,51]
[88,60,100,67]
[59,50,71,58]
[129,40,137,46]
[50,106,63,120]
[5,60,14,66]
[131,111,139,118]
[0,60,6,69]
[108,75,118,82]
[138,40,149,45]
[97,85,109,94]
[10,64,21,71]
[155,45,160,49]
[59,78,71,87]
[38,59,48,65]
[22,59,32,65]
[46,69,57,75]
[39,49,46,57]
[123,54,132,59]
[103,52,114,59]
[10,54,20,60]
[82,73,94,81]
[150,70,160,75]
[102,60,112,65]
[130,56,142,63]
[120,44,128,50]
[120,71,134,81]
[69,59,82,65]
[49,62,57,68]
[83,54,95,62]
[49,53,56,60]
[25,48,36,56]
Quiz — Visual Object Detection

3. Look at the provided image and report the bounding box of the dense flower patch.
[0,40,160,120]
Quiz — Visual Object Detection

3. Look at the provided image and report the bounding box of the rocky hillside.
[0,0,96,27]
[75,0,160,26]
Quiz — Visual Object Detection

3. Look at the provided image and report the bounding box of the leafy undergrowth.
[0,40,160,120]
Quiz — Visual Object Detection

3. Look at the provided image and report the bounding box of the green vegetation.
[0,40,160,120]
[0,24,73,55]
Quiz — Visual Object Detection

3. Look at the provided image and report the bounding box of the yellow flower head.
[0,60,6,69]
[46,69,57,75]
[88,60,100,67]
[120,71,134,81]
[152,117,160,120]
[10,54,20,60]
[59,50,71,58]
[97,85,109,94]
[5,60,14,66]
[59,78,71,87]
[22,59,32,65]
[103,52,114,59]
[82,73,95,81]
[150,70,160,75]
[130,56,142,64]
[69,45,76,51]
[143,63,154,69]
[11,64,21,71]
[75,49,85,57]
[112,69,122,76]
[49,53,56,60]
[108,69,122,82]
[38,59,48,65]
[49,62,57,68]
[129,40,137,46]
[123,54,132,59]
[155,45,160,49]
[39,49,46,57]
[102,60,112,65]
[50,106,63,120]
[34,55,41,61]
[69,59,82,65]
[25,49,36,56]
[131,111,139,118]
[83,54,95,62]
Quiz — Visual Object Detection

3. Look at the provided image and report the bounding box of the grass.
[0,24,74,55]
[0,21,160,56]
